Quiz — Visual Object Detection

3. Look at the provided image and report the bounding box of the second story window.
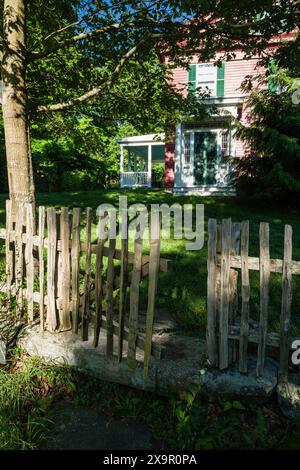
[188,63,225,98]
[197,64,216,95]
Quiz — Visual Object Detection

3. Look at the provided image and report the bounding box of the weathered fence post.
[38,206,46,331]
[144,210,161,379]
[60,207,71,331]
[279,225,293,383]
[219,218,232,370]
[256,222,270,377]
[207,219,218,367]
[239,220,250,373]
[46,207,58,332]
[71,208,81,334]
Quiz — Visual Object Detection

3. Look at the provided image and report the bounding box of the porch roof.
[117,133,165,162]
[116,133,165,145]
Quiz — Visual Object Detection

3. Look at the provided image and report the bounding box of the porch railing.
[121,171,150,188]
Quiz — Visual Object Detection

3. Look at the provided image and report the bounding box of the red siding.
[164,141,175,188]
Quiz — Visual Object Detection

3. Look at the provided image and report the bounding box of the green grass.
[1,189,300,335]
[0,348,74,449]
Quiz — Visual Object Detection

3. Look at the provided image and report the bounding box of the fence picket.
[82,207,92,341]
[228,222,241,364]
[25,204,34,323]
[239,221,250,373]
[46,208,57,332]
[71,208,81,334]
[144,212,160,379]
[207,219,218,367]
[94,237,104,347]
[127,224,144,369]
[106,237,116,355]
[15,205,25,319]
[60,207,71,331]
[5,200,13,300]
[219,218,232,369]
[38,207,46,331]
[279,225,293,383]
[118,211,128,362]
[256,222,270,377]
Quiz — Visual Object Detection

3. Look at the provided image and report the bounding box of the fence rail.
[0,201,172,378]
[207,218,299,382]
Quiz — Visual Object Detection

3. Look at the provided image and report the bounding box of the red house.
[118,33,293,195]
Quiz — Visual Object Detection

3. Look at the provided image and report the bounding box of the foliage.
[235,33,300,203]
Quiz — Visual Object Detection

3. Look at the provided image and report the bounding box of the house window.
[197,64,216,95]
[188,63,225,97]
[184,133,191,164]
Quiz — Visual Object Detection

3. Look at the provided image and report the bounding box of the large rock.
[201,357,278,403]
[18,325,278,401]
[277,381,300,420]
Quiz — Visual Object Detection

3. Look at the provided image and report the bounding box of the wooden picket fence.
[207,218,300,382]
[0,201,172,379]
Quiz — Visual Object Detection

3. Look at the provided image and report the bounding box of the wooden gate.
[0,201,172,379]
[207,218,300,381]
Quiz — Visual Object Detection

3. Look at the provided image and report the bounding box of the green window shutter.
[267,58,277,93]
[188,64,196,95]
[216,62,225,97]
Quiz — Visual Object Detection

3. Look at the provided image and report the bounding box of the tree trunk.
[2,0,35,216]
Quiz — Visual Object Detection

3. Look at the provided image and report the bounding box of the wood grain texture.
[279,225,293,383]
[71,208,81,334]
[256,222,270,377]
[239,221,250,373]
[117,210,128,362]
[60,207,71,331]
[127,224,144,369]
[5,200,13,301]
[82,207,92,341]
[46,208,58,332]
[207,219,218,367]
[38,207,46,331]
[94,237,104,347]
[219,218,232,370]
[106,237,116,355]
[144,212,160,379]
[25,204,34,323]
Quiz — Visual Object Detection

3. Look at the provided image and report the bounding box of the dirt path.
[42,401,162,450]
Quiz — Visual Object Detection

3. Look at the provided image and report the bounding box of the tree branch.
[36,35,160,113]
[29,22,129,61]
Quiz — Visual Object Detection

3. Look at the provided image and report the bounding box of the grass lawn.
[1,189,300,336]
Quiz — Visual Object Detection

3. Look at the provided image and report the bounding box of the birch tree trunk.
[2,0,35,215]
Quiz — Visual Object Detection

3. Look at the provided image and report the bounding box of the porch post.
[148,144,152,188]
[127,148,131,172]
[120,145,124,188]
[133,149,137,173]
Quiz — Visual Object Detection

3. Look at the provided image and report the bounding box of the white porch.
[117,134,165,188]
